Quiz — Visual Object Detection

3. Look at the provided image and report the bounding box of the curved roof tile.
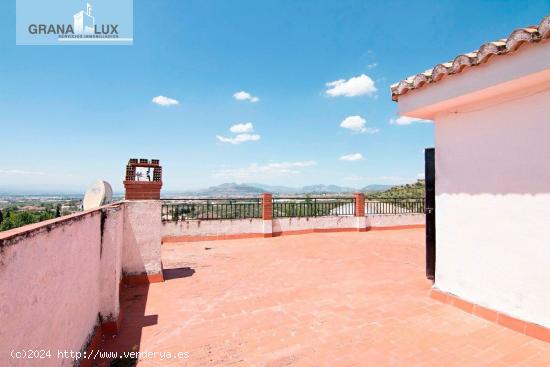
[391,14,550,101]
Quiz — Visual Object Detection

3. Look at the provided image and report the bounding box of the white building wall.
[434,87,550,328]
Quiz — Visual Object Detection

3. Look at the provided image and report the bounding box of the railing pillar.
[354,192,365,217]
[262,193,273,237]
[262,193,273,220]
[354,192,367,232]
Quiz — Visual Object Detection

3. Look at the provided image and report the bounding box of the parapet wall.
[162,218,265,241]
[161,214,425,242]
[0,200,163,366]
[366,213,425,228]
[272,216,358,235]
[0,205,123,366]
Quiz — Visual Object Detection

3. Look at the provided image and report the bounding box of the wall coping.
[161,213,424,223]
[0,202,124,248]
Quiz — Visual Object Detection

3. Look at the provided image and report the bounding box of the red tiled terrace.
[100,229,550,366]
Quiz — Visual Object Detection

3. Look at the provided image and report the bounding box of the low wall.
[0,200,163,366]
[161,214,425,242]
[162,218,264,239]
[366,214,425,229]
[272,216,357,235]
[0,204,124,366]
[162,218,266,242]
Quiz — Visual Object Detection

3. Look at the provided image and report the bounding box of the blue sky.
[1,0,549,192]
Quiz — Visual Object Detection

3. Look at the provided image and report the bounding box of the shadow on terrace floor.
[95,267,195,366]
[95,284,156,366]
[163,267,195,280]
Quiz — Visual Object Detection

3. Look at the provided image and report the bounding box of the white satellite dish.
[83,180,113,210]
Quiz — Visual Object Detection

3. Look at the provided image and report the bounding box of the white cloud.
[230,122,254,133]
[216,134,261,145]
[390,116,432,125]
[325,74,377,97]
[152,95,179,107]
[339,153,364,161]
[340,115,379,134]
[0,169,46,176]
[233,91,260,103]
[218,123,260,144]
[367,62,378,69]
[214,161,316,179]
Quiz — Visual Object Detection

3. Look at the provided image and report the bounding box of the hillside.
[301,184,355,193]
[195,183,264,197]
[366,179,425,199]
[362,184,394,193]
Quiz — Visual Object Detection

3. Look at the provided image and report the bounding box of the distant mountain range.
[1,182,398,198]
[164,182,395,197]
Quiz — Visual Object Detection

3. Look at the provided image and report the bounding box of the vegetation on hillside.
[366,179,425,199]
[0,206,59,232]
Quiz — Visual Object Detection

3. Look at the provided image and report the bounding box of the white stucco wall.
[366,214,425,227]
[161,214,425,240]
[434,87,550,328]
[272,216,357,233]
[0,205,125,366]
[162,218,264,238]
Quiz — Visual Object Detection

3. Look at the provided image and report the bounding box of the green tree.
[0,210,55,232]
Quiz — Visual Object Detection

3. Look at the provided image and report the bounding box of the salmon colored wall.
[122,200,162,277]
[0,205,125,366]
[0,200,164,366]
[99,205,125,321]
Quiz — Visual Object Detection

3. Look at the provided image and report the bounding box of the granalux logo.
[16,0,133,45]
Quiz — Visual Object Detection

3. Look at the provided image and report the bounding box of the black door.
[425,148,436,280]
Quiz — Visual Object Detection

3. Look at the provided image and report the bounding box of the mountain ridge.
[165,182,396,197]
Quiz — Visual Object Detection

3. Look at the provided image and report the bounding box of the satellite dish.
[83,180,113,210]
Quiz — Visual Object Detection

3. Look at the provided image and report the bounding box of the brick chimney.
[123,158,163,200]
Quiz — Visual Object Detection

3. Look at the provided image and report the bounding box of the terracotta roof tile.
[391,14,550,101]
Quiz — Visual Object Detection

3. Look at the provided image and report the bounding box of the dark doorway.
[425,148,436,280]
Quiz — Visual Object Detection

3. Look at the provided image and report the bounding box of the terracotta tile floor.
[99,229,550,366]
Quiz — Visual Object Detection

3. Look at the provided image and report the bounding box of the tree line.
[0,205,61,232]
